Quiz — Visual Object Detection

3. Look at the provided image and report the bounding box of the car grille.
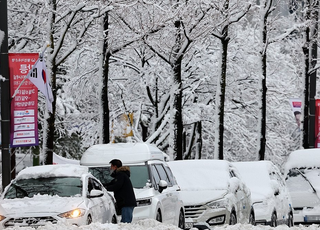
[185,205,206,218]
[4,216,57,228]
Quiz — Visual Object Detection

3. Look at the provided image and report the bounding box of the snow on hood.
[1,195,84,216]
[233,161,276,202]
[179,189,228,205]
[167,160,231,190]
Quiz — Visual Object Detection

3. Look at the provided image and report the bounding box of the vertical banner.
[289,98,302,129]
[9,53,39,147]
[315,99,320,148]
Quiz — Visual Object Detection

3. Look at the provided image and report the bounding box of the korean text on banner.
[9,53,39,147]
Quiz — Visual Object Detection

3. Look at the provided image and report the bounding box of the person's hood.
[0,195,85,216]
[111,166,131,178]
[116,166,131,177]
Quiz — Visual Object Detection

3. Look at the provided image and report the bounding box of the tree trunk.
[217,38,229,160]
[102,12,110,144]
[173,56,183,160]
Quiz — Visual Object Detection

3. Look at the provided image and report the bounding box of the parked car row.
[0,143,318,229]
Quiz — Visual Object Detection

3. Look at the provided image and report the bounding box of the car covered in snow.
[284,148,320,225]
[80,143,185,228]
[233,161,294,227]
[0,164,117,229]
[167,159,255,229]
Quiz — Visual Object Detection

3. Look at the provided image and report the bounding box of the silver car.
[168,159,255,229]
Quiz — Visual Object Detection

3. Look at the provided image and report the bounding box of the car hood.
[179,189,228,205]
[0,195,85,215]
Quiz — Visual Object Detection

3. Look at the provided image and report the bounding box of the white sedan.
[0,164,117,229]
[234,161,293,227]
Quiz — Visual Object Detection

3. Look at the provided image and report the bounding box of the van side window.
[164,166,177,186]
[151,165,161,189]
[154,164,172,187]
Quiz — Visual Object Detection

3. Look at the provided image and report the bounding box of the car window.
[164,166,177,186]
[154,164,172,186]
[151,165,161,189]
[130,165,150,188]
[89,165,150,189]
[89,167,113,188]
[4,177,82,199]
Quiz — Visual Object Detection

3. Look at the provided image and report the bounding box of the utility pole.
[0,0,11,189]
[303,0,318,149]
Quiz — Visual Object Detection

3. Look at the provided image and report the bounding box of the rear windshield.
[4,177,82,199]
[89,165,150,189]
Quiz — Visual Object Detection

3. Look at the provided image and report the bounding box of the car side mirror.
[158,180,168,193]
[229,177,240,193]
[270,180,280,196]
[88,189,104,198]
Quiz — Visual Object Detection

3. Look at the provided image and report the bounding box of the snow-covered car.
[233,161,294,227]
[0,164,117,229]
[80,143,185,228]
[284,148,320,225]
[167,159,255,229]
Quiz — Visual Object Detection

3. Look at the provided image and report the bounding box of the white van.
[80,142,185,228]
[284,148,320,224]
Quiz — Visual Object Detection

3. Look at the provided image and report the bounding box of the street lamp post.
[0,0,12,190]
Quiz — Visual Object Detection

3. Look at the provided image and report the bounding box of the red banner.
[315,99,320,148]
[9,53,39,147]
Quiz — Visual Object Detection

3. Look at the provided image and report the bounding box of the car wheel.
[156,209,162,222]
[178,209,185,229]
[86,215,92,225]
[249,211,255,226]
[287,213,293,227]
[229,212,237,225]
[112,215,117,224]
[271,212,277,227]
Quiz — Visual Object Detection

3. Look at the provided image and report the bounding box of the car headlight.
[58,209,86,219]
[206,198,228,209]
[136,198,152,206]
[0,215,6,221]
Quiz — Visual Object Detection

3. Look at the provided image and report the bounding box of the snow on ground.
[3,220,320,230]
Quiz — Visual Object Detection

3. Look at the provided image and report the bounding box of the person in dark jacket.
[106,159,137,223]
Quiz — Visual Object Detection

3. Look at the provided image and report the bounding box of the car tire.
[86,215,92,225]
[287,213,294,227]
[156,209,162,223]
[112,215,117,224]
[229,212,237,225]
[271,212,277,227]
[249,211,255,226]
[178,209,185,229]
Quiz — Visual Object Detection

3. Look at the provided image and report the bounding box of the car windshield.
[4,177,82,199]
[89,165,150,189]
[286,169,314,192]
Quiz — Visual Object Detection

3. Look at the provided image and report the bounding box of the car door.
[151,164,174,224]
[229,169,251,223]
[87,177,105,223]
[270,170,290,223]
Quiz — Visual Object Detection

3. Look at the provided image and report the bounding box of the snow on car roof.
[284,148,320,175]
[15,164,89,180]
[81,142,167,165]
[167,159,230,191]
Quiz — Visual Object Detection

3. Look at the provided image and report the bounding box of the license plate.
[185,222,193,229]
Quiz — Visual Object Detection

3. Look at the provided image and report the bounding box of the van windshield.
[89,165,150,189]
